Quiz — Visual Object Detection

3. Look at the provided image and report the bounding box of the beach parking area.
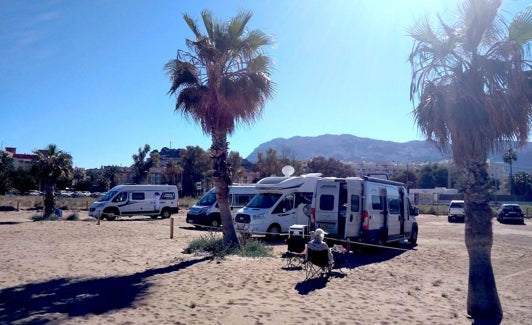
[0,210,531,325]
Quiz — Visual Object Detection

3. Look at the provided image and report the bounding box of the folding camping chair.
[304,247,333,280]
[283,235,306,268]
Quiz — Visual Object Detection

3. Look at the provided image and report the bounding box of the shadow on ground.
[293,244,411,295]
[0,256,210,324]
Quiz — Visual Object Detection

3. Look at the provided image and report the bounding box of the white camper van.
[312,176,419,245]
[186,185,257,227]
[88,184,179,220]
[234,173,321,239]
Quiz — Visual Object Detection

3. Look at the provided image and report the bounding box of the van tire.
[409,223,418,245]
[160,208,171,219]
[266,224,281,240]
[103,208,118,221]
[208,216,221,228]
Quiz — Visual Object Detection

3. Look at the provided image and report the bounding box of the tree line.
[2,143,530,199]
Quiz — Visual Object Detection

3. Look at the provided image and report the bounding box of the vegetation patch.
[184,231,272,259]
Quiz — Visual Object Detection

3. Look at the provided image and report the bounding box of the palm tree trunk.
[210,132,240,248]
[43,180,56,219]
[463,160,502,323]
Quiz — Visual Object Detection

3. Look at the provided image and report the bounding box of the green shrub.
[31,214,59,221]
[237,239,273,257]
[184,231,272,259]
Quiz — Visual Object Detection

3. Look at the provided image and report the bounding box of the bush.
[184,231,272,259]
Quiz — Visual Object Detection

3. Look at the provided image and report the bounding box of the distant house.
[4,147,43,169]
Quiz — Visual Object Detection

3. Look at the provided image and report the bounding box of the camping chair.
[283,236,306,268]
[304,248,333,280]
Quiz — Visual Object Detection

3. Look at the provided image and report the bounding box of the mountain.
[245,134,532,170]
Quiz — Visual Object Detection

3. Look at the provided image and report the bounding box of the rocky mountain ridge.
[245,134,532,170]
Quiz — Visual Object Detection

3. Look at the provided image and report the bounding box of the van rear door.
[346,179,362,239]
[314,180,341,235]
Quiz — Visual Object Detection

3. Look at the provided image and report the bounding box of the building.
[4,147,41,169]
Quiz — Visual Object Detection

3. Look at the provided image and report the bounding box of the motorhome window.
[197,191,216,206]
[234,194,254,206]
[246,193,282,209]
[113,192,128,203]
[273,195,294,214]
[371,195,383,210]
[388,198,400,214]
[295,192,313,206]
[100,190,117,201]
[131,192,144,200]
[350,195,360,212]
[319,195,334,211]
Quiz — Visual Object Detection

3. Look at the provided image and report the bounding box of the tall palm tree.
[33,144,73,218]
[408,1,532,322]
[502,147,517,195]
[165,10,274,247]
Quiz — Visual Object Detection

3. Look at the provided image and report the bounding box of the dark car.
[497,204,525,224]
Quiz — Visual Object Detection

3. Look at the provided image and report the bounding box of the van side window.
[388,198,400,214]
[350,195,360,212]
[273,195,294,214]
[319,194,334,211]
[131,192,145,200]
[113,192,128,202]
[234,194,254,206]
[295,192,313,206]
[371,195,383,210]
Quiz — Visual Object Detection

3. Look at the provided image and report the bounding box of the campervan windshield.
[197,189,217,206]
[99,190,118,201]
[246,193,282,209]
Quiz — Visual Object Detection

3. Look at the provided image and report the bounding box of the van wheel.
[266,225,281,240]
[103,209,117,221]
[409,224,418,245]
[160,208,171,219]
[209,217,220,228]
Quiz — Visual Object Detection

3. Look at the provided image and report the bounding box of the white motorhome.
[312,176,419,245]
[186,184,257,227]
[88,184,179,220]
[234,173,321,239]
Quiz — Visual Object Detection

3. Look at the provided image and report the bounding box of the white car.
[448,200,465,223]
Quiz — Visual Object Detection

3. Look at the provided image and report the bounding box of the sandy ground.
[0,210,531,325]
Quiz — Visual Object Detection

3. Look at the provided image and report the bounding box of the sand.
[0,210,531,325]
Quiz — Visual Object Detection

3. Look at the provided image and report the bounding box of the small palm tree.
[409,0,532,322]
[165,9,274,247]
[502,148,517,195]
[33,144,73,218]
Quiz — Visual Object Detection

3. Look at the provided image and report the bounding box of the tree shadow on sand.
[0,256,210,324]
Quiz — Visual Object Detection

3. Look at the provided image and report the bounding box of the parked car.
[448,200,465,223]
[497,204,525,224]
[25,190,43,196]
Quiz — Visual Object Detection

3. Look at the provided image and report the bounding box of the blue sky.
[1,0,529,169]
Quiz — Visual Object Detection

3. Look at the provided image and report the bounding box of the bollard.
[170,217,174,239]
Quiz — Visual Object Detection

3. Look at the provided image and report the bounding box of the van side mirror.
[412,207,419,216]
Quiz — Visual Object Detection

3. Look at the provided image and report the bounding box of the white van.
[234,173,321,239]
[186,184,257,227]
[312,176,419,245]
[88,184,179,220]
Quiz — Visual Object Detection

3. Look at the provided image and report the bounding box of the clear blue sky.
[1,0,529,169]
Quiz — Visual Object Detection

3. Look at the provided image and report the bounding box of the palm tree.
[33,144,74,218]
[502,148,517,195]
[165,10,274,247]
[408,1,532,322]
